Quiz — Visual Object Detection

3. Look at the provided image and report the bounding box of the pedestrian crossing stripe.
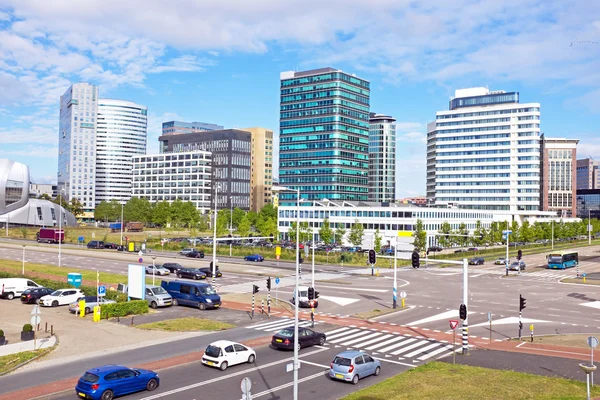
[245,318,318,332]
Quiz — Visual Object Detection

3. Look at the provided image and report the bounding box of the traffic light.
[368,249,376,265]
[426,249,430,255]
[517,250,523,260]
[248,233,253,243]
[479,233,484,240]
[411,251,420,269]
[519,294,526,311]
[299,255,304,264]
[459,303,467,320]
[266,277,271,291]
[308,287,314,300]
[269,234,274,243]
[252,285,259,294]
[315,290,320,299]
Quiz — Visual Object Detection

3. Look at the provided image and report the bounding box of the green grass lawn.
[0,347,55,375]
[342,362,600,400]
[136,317,235,332]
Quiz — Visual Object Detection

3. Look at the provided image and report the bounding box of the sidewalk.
[0,336,56,357]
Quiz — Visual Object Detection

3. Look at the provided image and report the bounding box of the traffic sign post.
[588,336,598,387]
[240,376,252,400]
[31,306,41,350]
[400,291,407,308]
[275,277,280,305]
[530,324,534,343]
[98,285,106,297]
[488,312,493,347]
[449,319,459,364]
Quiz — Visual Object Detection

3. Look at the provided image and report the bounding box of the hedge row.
[0,272,127,302]
[100,300,148,318]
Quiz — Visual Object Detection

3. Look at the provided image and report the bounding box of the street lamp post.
[229,200,234,257]
[589,209,592,246]
[120,202,124,247]
[151,256,157,286]
[58,189,64,268]
[393,236,398,308]
[21,245,25,275]
[212,185,221,287]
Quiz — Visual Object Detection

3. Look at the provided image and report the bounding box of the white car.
[40,289,85,307]
[202,340,256,371]
[145,265,170,276]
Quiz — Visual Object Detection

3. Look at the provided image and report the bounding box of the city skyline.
[0,2,599,198]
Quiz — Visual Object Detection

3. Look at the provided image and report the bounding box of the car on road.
[179,248,194,256]
[509,260,527,271]
[329,350,381,384]
[202,340,256,371]
[161,280,221,310]
[291,285,318,308]
[69,296,116,314]
[20,287,54,304]
[467,247,478,252]
[186,249,205,258]
[428,246,443,252]
[40,288,85,307]
[468,257,485,265]
[454,249,465,254]
[75,364,159,400]
[176,267,207,280]
[271,327,326,350]
[145,265,170,276]
[162,262,184,273]
[244,254,264,262]
[494,257,507,265]
[198,266,222,278]
[103,242,119,249]
[87,240,104,249]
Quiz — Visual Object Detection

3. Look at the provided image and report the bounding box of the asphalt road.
[47,342,408,400]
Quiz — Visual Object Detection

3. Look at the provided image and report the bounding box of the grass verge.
[341,361,600,400]
[510,334,597,349]
[562,278,600,285]
[136,317,234,332]
[0,346,55,375]
[353,308,399,319]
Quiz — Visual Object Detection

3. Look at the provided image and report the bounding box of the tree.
[237,214,251,238]
[152,201,171,227]
[288,221,312,243]
[124,197,152,224]
[413,219,427,251]
[438,221,452,248]
[319,218,334,245]
[231,207,246,228]
[198,214,210,232]
[94,200,110,222]
[169,199,185,227]
[52,195,69,209]
[259,203,277,220]
[179,201,200,228]
[348,219,364,247]
[473,220,485,246]
[68,197,84,218]
[374,228,382,252]
[257,216,278,239]
[458,223,468,246]
[246,211,258,229]
[335,225,346,245]
[520,220,533,243]
[510,220,520,242]
[38,193,52,201]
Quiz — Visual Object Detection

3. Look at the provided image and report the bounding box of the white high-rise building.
[426,87,541,211]
[369,113,396,202]
[96,99,148,204]
[58,83,99,216]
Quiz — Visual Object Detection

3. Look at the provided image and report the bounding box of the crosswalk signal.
[519,294,526,311]
[411,251,420,269]
[266,277,271,291]
[368,249,376,265]
[517,250,523,260]
[308,287,315,300]
[459,303,467,320]
[315,290,319,299]
[252,285,259,294]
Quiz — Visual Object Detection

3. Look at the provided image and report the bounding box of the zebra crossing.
[245,317,320,332]
[437,266,575,281]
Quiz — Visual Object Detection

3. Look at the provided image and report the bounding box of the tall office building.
[368,113,396,202]
[57,83,99,217]
[95,99,148,205]
[427,87,541,211]
[242,127,274,212]
[162,121,224,136]
[540,136,578,217]
[577,158,600,189]
[279,68,370,206]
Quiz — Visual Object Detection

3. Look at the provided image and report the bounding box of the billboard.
[127,264,146,300]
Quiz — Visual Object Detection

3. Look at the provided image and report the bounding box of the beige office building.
[242,127,274,212]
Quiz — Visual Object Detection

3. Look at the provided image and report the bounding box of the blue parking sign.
[275,277,280,285]
[98,285,106,296]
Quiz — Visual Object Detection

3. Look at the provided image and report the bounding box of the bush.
[100,300,148,319]
[22,324,33,332]
[0,329,4,336]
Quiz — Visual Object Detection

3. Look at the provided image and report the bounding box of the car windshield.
[277,329,294,337]
[548,256,562,263]
[333,357,352,366]
[151,287,168,295]
[81,372,99,383]
[50,290,62,296]
[205,345,222,357]
[198,286,216,295]
[299,291,308,297]
[511,262,520,266]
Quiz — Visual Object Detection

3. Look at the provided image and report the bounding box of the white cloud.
[398,131,426,143]
[145,111,183,154]
[395,122,423,133]
[150,55,216,73]
[0,11,10,21]
[0,144,57,158]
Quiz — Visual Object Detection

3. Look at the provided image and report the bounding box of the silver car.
[509,260,526,271]
[329,351,381,384]
[145,265,170,276]
[69,296,116,314]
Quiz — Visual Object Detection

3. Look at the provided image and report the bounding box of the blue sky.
[0,0,599,198]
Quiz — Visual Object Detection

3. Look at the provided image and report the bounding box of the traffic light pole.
[519,310,522,340]
[462,257,469,355]
[393,236,398,309]
[251,293,255,320]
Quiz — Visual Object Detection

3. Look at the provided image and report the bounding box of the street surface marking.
[372,356,416,367]
[245,318,318,332]
[407,310,477,326]
[253,371,328,398]
[319,295,360,306]
[316,285,388,293]
[299,360,330,369]
[469,317,551,328]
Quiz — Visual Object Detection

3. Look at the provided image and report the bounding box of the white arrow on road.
[319,295,360,307]
[407,310,476,326]
[469,317,551,328]
[580,301,600,309]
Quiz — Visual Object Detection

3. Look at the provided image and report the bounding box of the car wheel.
[85,307,90,315]
[172,299,178,306]
[101,390,114,400]
[146,378,158,391]
[6,292,14,300]
[248,354,256,364]
[150,301,158,309]
[374,366,381,376]
[177,273,182,278]
[352,374,359,384]
[319,336,326,346]
[193,275,198,280]
[200,254,204,258]
[199,302,206,311]
[35,298,40,304]
[220,361,228,371]
[52,300,59,307]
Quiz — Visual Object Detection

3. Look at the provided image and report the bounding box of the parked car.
[202,340,256,371]
[271,327,326,350]
[162,262,184,273]
[0,278,41,300]
[20,287,54,304]
[428,246,443,252]
[143,285,173,309]
[454,249,465,254]
[176,268,207,280]
[75,365,159,400]
[329,351,381,384]
[40,288,85,307]
[467,247,478,252]
[145,265,170,276]
[69,296,116,314]
[103,242,119,249]
[494,257,507,265]
[244,254,264,262]
[87,240,105,249]
[198,266,222,278]
[161,280,221,310]
[186,249,205,258]
[179,248,194,256]
[36,228,64,244]
[468,257,485,265]
[509,261,527,271]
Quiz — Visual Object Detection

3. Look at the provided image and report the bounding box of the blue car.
[329,350,381,384]
[75,365,159,400]
[244,254,264,262]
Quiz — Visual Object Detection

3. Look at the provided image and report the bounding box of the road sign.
[275,277,280,285]
[588,336,599,348]
[502,230,513,234]
[31,315,41,326]
[530,324,534,331]
[241,377,252,394]
[449,320,459,330]
[304,245,309,257]
[138,250,143,257]
[31,305,40,315]
[487,312,492,322]
[78,236,84,242]
[138,257,143,263]
[98,286,106,296]
[399,291,407,299]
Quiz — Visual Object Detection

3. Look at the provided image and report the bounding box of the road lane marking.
[252,371,328,398]
[299,360,330,369]
[516,342,526,348]
[372,356,416,367]
[315,285,388,293]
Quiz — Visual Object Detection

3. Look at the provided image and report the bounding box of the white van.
[0,278,41,300]
[291,285,319,308]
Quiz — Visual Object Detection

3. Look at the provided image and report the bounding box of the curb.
[0,334,58,377]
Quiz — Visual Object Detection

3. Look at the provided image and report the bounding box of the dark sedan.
[103,242,119,249]
[176,268,207,280]
[198,267,222,278]
[162,262,184,273]
[186,250,205,259]
[468,257,485,265]
[271,327,326,350]
[20,287,54,304]
[244,254,264,262]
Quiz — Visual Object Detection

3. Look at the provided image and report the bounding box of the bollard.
[131,316,134,326]
[50,325,54,336]
[261,299,264,315]
[45,322,48,333]
[401,298,405,308]
[584,273,587,284]
[37,323,40,331]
